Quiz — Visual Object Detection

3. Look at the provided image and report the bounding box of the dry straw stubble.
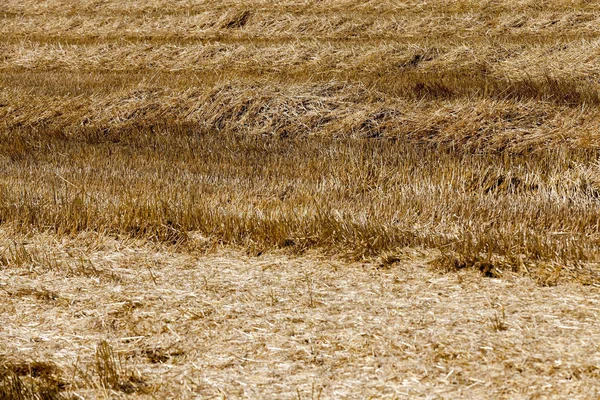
[3,0,600,398]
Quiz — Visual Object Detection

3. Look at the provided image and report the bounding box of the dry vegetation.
[2,0,600,398]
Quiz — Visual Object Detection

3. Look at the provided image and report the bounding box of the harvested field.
[1,0,600,398]
[2,231,600,399]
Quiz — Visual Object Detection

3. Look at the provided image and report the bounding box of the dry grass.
[2,230,600,398]
[2,0,600,397]
[2,129,600,283]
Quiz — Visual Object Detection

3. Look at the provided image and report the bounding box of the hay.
[2,0,600,396]
[1,231,600,398]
